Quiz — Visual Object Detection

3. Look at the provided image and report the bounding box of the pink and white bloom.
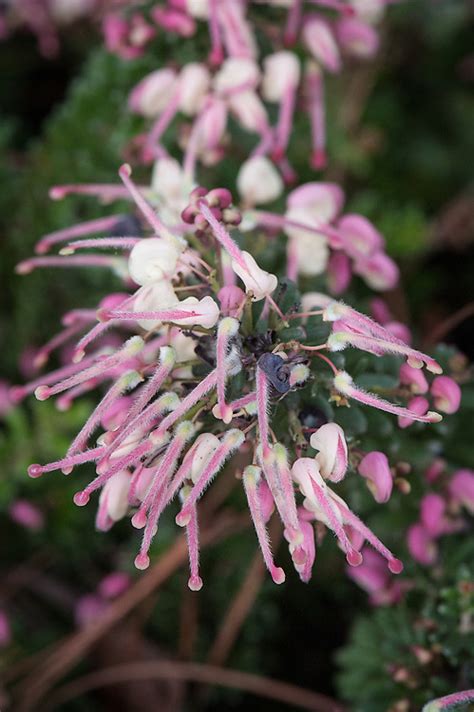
[310,423,348,482]
[358,452,393,503]
[237,156,283,206]
[431,376,462,414]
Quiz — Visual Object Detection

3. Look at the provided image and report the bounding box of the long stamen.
[197,200,247,271]
[175,429,244,526]
[118,164,175,241]
[16,255,124,274]
[256,365,271,455]
[336,503,403,574]
[62,237,141,253]
[67,371,143,457]
[35,214,124,254]
[49,184,136,201]
[27,446,105,479]
[214,317,240,423]
[334,371,442,423]
[33,336,144,401]
[181,486,203,591]
[243,466,285,584]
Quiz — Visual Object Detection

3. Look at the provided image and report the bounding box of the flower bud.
[407,523,437,565]
[430,376,461,414]
[310,423,348,482]
[237,156,283,206]
[337,214,384,259]
[354,252,399,291]
[397,396,429,429]
[178,62,211,116]
[420,493,446,538]
[128,68,177,117]
[336,17,379,58]
[399,363,429,394]
[262,51,301,101]
[448,469,474,514]
[303,16,342,73]
[358,451,393,503]
[231,250,278,301]
[128,238,181,286]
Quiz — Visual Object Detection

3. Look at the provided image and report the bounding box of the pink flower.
[9,500,45,531]
[98,572,131,599]
[431,376,462,414]
[449,469,474,514]
[336,214,384,260]
[420,493,447,538]
[358,452,393,503]
[398,396,429,429]
[336,16,379,58]
[353,251,399,291]
[347,548,405,606]
[407,523,437,565]
[399,363,429,394]
[303,15,342,73]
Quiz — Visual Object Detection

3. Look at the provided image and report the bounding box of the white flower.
[262,51,301,101]
[178,63,211,116]
[231,250,278,301]
[128,238,182,286]
[237,156,283,205]
[214,57,260,94]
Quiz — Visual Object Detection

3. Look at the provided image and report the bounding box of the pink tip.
[72,349,85,363]
[388,558,403,575]
[49,187,66,200]
[347,550,363,567]
[34,385,51,401]
[271,567,286,585]
[134,552,150,570]
[311,149,327,170]
[9,386,25,404]
[73,491,90,507]
[15,261,33,275]
[119,163,132,179]
[188,575,203,591]
[28,464,43,479]
[131,510,147,529]
[175,509,191,527]
[96,308,111,323]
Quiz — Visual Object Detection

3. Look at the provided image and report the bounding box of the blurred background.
[0,1,473,710]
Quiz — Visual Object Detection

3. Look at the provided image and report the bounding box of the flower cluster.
[16,159,449,590]
[13,0,459,592]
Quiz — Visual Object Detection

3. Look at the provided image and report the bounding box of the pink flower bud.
[407,523,437,565]
[229,90,269,134]
[336,17,379,58]
[303,16,342,73]
[358,451,393,503]
[370,297,391,325]
[237,156,283,205]
[354,251,399,291]
[218,285,245,317]
[430,376,462,414]
[0,610,11,648]
[424,458,445,484]
[399,363,429,394]
[310,423,348,482]
[9,499,45,531]
[75,594,106,627]
[0,379,13,417]
[448,469,474,514]
[420,493,447,538]
[287,182,344,222]
[98,572,131,599]
[327,251,351,295]
[398,396,429,429]
[128,68,177,117]
[151,7,196,37]
[337,214,384,259]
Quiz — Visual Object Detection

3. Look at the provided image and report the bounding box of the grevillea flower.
[16,2,455,592]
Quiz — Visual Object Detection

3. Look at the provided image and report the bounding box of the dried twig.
[13,511,248,712]
[44,660,346,712]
